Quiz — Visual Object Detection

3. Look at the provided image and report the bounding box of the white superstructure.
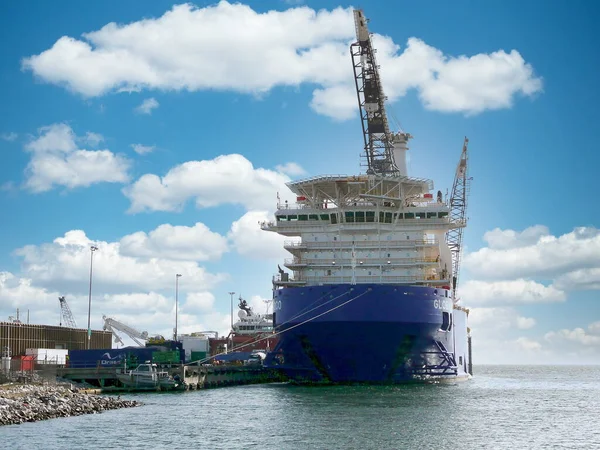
[262,173,464,289]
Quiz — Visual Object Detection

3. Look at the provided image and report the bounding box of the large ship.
[261,10,472,383]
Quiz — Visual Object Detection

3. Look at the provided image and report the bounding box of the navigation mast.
[447,137,471,301]
[351,9,411,176]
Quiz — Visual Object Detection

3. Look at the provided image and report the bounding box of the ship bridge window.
[309,214,319,220]
[438,212,449,219]
[427,212,437,219]
[276,215,285,221]
[356,211,365,222]
[331,214,338,224]
[287,215,297,221]
[416,212,426,219]
[385,212,393,223]
[320,214,329,221]
[299,215,308,221]
[366,211,375,222]
[345,212,355,223]
[405,213,414,219]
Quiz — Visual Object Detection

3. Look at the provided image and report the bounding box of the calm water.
[2,366,599,449]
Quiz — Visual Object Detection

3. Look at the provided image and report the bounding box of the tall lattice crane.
[446,137,471,301]
[102,315,148,347]
[351,10,412,176]
[58,296,77,328]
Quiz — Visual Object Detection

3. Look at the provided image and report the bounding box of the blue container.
[68,347,157,368]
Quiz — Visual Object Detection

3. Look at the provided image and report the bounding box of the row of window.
[276,211,449,223]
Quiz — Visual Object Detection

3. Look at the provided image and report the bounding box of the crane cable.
[226,289,353,353]
[185,287,372,366]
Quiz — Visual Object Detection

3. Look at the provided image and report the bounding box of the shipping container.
[151,350,180,364]
[68,347,158,369]
[26,348,68,364]
[190,351,207,363]
[180,335,209,362]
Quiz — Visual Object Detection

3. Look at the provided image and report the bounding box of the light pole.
[175,274,182,341]
[87,245,98,350]
[228,292,235,330]
[228,292,235,354]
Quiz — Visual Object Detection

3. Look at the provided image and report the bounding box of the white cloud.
[0,271,59,310]
[1,132,18,142]
[588,321,600,335]
[545,325,600,347]
[82,131,104,147]
[275,162,306,177]
[22,2,542,119]
[131,143,155,155]
[185,292,215,313]
[464,226,600,284]
[554,268,600,291]
[514,337,542,352]
[135,98,159,115]
[23,123,130,192]
[122,153,294,213]
[516,316,537,330]
[468,307,537,333]
[15,229,226,293]
[120,222,228,261]
[460,279,566,305]
[482,225,550,250]
[228,211,296,260]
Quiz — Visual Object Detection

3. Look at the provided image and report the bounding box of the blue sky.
[1,0,599,363]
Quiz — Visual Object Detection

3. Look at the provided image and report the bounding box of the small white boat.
[116,363,184,391]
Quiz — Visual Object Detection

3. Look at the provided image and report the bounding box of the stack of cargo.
[179,335,209,363]
[26,348,68,365]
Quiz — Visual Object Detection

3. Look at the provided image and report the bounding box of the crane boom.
[58,296,77,328]
[351,10,411,176]
[102,315,148,347]
[446,137,471,301]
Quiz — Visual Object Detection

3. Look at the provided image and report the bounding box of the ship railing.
[271,218,449,229]
[284,257,440,266]
[287,174,349,186]
[283,239,438,249]
[260,221,276,230]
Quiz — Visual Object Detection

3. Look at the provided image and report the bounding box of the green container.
[191,351,207,363]
[152,350,180,364]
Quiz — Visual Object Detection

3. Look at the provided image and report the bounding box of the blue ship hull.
[264,284,469,383]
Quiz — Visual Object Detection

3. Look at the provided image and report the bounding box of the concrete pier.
[56,364,285,392]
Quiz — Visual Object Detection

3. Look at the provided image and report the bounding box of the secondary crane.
[102,315,148,347]
[58,296,77,328]
[351,9,412,176]
[446,137,471,301]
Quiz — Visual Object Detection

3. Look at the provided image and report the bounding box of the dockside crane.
[102,315,149,347]
[58,296,77,328]
[446,137,471,301]
[351,10,412,176]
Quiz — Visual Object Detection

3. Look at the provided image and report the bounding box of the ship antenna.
[351,10,412,176]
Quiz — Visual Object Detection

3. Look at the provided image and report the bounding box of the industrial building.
[0,321,112,357]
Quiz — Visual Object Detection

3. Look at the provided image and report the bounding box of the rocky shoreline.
[0,384,140,426]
